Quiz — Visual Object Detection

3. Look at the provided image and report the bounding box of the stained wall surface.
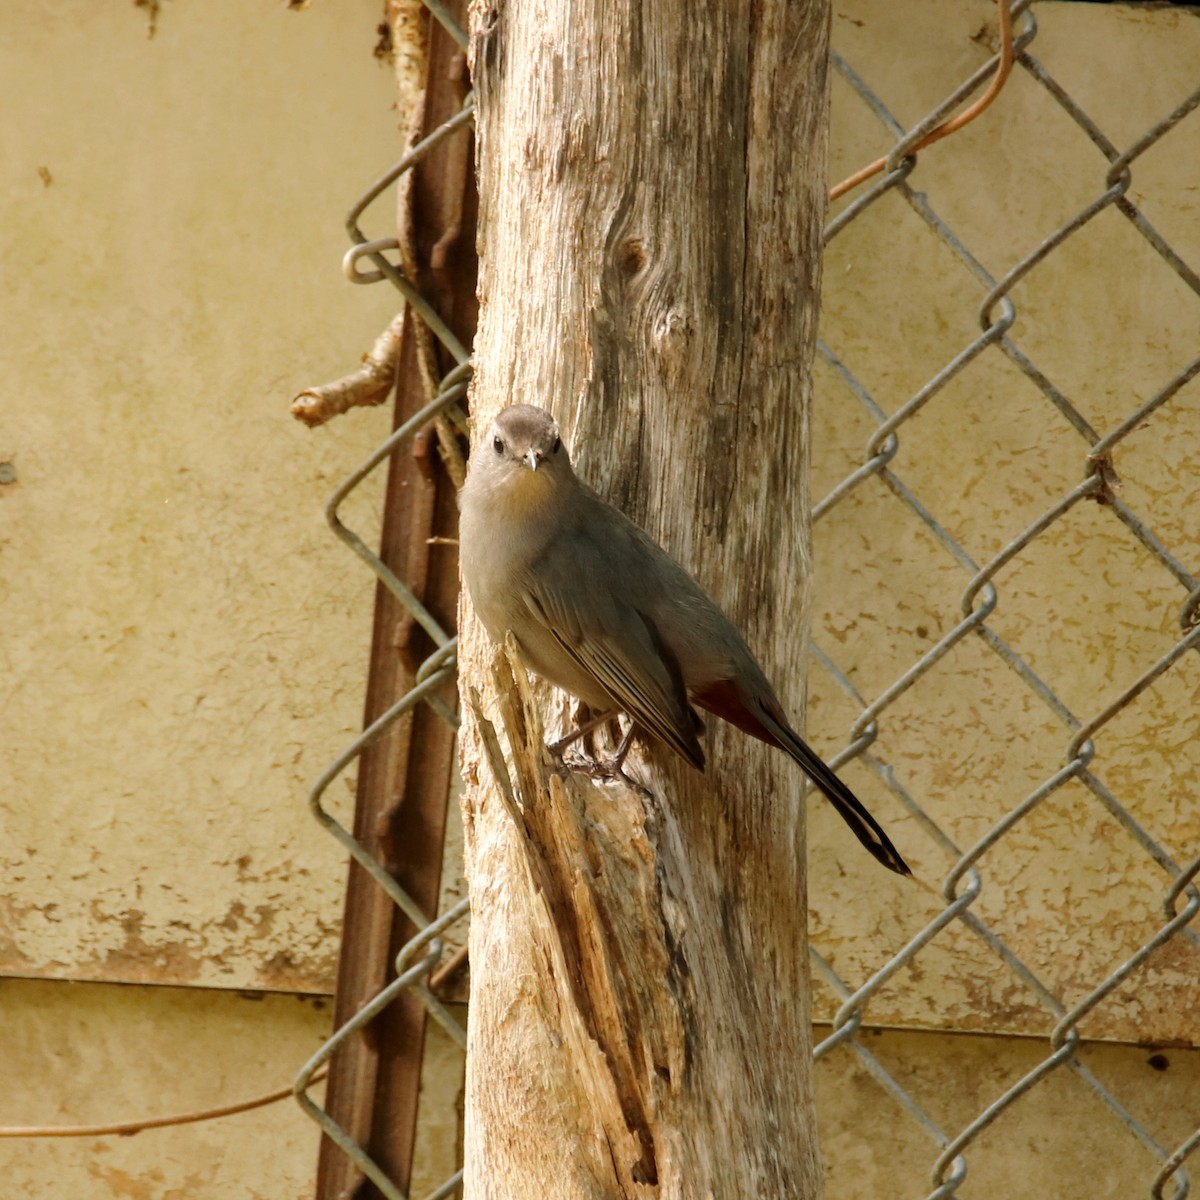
[2,1,402,1195]
[0,979,330,1199]
[2,1,399,993]
[809,0,1200,1045]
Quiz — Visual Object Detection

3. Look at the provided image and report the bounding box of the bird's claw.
[557,747,652,799]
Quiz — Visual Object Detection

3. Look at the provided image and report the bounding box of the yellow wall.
[0,979,329,1198]
[2,2,399,991]
[815,1025,1200,1197]
[809,0,1200,1042]
[2,1,402,1194]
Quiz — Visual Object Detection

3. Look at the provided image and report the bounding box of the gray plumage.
[459,404,909,875]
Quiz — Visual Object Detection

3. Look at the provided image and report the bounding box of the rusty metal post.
[315,6,477,1196]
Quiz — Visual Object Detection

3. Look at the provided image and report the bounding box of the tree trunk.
[459,0,830,1195]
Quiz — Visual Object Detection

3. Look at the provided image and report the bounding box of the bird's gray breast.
[460,491,616,708]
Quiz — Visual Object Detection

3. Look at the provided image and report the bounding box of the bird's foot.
[560,752,651,799]
[556,725,650,798]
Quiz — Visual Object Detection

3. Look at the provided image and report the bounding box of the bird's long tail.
[692,680,911,876]
[765,704,911,876]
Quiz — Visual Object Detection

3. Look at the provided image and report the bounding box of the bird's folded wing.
[520,563,704,768]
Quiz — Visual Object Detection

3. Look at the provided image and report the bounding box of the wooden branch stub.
[290,310,405,427]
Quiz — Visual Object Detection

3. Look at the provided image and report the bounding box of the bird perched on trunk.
[459,404,910,876]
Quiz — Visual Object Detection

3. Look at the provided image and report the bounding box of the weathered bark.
[460,0,830,1196]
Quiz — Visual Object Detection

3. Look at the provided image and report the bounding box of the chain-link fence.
[810,4,1200,1196]
[294,2,1200,1196]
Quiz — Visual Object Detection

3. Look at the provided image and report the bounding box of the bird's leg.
[602,712,623,753]
[548,706,619,757]
[574,701,600,757]
[610,723,637,774]
[582,703,620,758]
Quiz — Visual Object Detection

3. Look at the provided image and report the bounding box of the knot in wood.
[615,237,647,278]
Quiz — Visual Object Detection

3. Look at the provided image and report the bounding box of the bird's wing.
[519,542,704,769]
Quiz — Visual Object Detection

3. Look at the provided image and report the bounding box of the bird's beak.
[525,450,542,472]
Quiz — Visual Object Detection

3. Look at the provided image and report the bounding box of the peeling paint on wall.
[1,0,406,994]
[807,0,1200,1046]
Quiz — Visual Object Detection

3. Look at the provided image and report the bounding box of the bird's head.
[469,405,575,510]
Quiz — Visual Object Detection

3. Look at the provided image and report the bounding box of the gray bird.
[459,404,910,876]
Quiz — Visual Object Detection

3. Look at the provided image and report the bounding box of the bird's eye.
[551,436,562,454]
[492,436,504,454]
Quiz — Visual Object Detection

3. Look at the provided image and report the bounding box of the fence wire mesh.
[294,3,1200,1197]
